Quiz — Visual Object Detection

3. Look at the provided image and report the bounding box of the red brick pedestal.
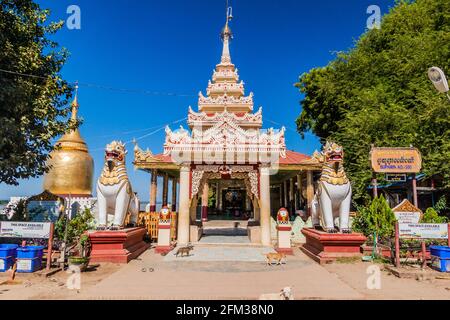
[301,228,367,264]
[88,227,150,264]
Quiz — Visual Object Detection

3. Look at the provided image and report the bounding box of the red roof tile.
[279,150,311,165]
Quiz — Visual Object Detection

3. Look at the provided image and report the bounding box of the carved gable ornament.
[392,199,422,224]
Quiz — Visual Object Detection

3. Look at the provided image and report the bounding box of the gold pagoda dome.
[43,89,94,196]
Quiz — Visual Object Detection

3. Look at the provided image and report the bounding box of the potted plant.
[68,234,91,271]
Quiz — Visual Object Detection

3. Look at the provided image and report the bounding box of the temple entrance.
[202,179,253,221]
[191,176,256,244]
[221,188,248,220]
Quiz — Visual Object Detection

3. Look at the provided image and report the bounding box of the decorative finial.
[221,4,233,40]
[220,3,233,64]
[71,81,79,121]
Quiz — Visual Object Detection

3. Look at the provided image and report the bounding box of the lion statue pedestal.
[300,142,366,264]
[88,227,150,264]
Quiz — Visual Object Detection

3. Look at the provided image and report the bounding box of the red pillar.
[171,178,178,212]
[149,170,158,212]
[162,173,169,207]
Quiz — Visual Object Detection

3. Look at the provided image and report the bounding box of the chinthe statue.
[97,141,139,230]
[311,141,352,234]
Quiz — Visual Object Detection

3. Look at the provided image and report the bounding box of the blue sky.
[0,0,395,200]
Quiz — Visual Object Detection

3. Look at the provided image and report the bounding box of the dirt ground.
[0,263,122,300]
[324,261,450,300]
[1,248,449,300]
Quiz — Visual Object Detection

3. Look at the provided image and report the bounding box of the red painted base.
[301,228,367,264]
[275,247,294,255]
[201,206,208,222]
[155,246,173,254]
[88,227,150,264]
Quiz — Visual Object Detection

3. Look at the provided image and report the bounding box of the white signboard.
[394,212,421,224]
[0,221,51,239]
[399,223,448,240]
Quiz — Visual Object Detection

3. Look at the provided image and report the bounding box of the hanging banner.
[0,221,52,239]
[399,223,448,240]
[370,147,422,173]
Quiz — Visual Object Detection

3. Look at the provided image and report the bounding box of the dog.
[264,252,287,266]
[259,287,294,300]
[174,245,194,258]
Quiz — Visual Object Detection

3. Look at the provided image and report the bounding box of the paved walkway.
[164,246,274,262]
[200,220,251,244]
[78,247,363,300]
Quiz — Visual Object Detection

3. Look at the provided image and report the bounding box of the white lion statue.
[97,141,139,230]
[311,141,352,233]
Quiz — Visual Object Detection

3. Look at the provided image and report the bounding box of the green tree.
[352,195,397,239]
[55,208,94,245]
[295,0,450,202]
[0,0,74,185]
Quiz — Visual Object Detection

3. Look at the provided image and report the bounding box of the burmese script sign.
[399,223,448,240]
[385,174,407,182]
[371,148,422,173]
[393,199,422,224]
[0,221,51,239]
[395,212,421,224]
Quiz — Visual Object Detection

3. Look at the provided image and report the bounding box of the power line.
[89,116,187,151]
[266,118,317,138]
[0,68,196,98]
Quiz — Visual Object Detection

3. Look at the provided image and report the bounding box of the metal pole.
[395,222,400,268]
[448,224,450,248]
[46,223,54,271]
[60,194,71,269]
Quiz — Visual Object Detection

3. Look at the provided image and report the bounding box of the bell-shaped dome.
[43,91,94,196]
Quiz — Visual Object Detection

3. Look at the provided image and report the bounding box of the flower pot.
[68,256,90,272]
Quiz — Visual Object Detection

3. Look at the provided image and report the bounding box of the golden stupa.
[43,88,94,196]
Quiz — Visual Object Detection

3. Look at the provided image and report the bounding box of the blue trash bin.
[16,246,44,259]
[0,244,19,272]
[0,244,19,259]
[430,245,450,272]
[0,257,15,272]
[16,257,42,273]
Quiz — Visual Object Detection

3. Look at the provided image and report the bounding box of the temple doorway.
[221,188,248,219]
[203,179,253,221]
